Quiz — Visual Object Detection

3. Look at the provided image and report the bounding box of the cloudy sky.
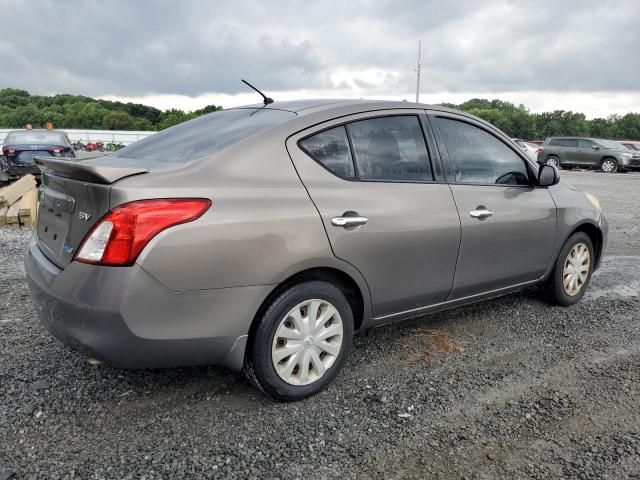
[1,0,638,118]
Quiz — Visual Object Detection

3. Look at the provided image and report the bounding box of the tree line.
[0,88,222,131]
[442,99,640,141]
[1,88,638,140]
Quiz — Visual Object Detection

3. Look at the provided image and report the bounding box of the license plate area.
[37,187,75,256]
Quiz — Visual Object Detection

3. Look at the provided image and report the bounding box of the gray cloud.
[0,0,638,98]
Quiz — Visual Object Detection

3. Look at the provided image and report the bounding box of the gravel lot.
[1,170,639,479]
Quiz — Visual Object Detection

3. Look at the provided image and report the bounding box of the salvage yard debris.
[0,174,38,227]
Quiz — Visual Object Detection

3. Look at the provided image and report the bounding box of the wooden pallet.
[0,175,39,227]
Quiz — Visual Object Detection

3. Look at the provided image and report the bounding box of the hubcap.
[562,243,590,296]
[602,160,615,172]
[547,157,558,167]
[272,299,344,386]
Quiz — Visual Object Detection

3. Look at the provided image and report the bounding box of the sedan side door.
[429,113,557,299]
[287,112,461,320]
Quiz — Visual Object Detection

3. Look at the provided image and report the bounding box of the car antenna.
[241,79,274,105]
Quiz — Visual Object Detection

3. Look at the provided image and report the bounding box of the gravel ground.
[1,170,639,479]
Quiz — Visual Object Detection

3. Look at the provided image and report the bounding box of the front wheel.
[543,232,594,306]
[600,158,617,173]
[244,281,354,401]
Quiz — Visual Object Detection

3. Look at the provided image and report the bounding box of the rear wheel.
[546,156,559,168]
[600,158,617,173]
[244,281,353,401]
[543,232,594,306]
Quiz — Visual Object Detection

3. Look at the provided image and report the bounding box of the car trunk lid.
[34,156,150,268]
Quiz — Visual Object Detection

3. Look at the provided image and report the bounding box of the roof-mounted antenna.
[241,79,274,106]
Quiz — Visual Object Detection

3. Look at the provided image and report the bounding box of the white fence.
[0,128,156,146]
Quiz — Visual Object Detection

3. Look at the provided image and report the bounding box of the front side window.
[435,117,530,186]
[299,126,355,178]
[579,139,595,149]
[347,116,432,181]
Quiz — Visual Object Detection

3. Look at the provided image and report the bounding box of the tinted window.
[579,139,595,149]
[347,116,432,181]
[116,108,295,162]
[299,126,355,178]
[435,117,530,185]
[550,138,578,148]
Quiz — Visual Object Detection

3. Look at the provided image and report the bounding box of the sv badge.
[78,212,92,221]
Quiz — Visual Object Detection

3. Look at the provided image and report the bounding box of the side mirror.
[592,145,600,151]
[538,164,559,186]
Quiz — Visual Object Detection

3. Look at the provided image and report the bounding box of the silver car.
[27,100,607,400]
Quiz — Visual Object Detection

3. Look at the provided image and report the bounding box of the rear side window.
[549,138,578,147]
[347,116,432,181]
[299,126,355,178]
[435,117,529,186]
[116,108,296,162]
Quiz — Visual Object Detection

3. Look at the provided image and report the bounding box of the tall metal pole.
[415,40,422,103]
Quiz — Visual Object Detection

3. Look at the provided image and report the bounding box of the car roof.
[230,98,459,116]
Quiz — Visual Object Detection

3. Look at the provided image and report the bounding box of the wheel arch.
[247,266,369,352]
[600,156,618,166]
[564,221,604,269]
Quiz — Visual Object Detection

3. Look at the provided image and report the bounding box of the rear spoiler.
[34,157,148,184]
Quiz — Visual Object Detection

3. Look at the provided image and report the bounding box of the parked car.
[0,129,75,185]
[26,100,607,400]
[619,140,640,151]
[512,138,543,161]
[538,137,640,172]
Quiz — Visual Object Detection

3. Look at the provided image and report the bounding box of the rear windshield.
[115,108,296,162]
[5,131,66,145]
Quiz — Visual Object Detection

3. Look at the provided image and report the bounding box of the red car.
[620,140,640,151]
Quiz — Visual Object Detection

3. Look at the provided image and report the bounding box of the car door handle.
[331,216,368,227]
[469,208,493,219]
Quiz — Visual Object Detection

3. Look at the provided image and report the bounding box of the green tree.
[102,111,136,130]
[157,109,190,130]
[8,104,40,128]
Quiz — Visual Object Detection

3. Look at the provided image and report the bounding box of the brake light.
[75,198,212,266]
[2,148,16,156]
[535,147,544,154]
[49,146,64,154]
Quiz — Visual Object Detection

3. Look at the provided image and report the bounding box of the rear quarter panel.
[109,136,371,305]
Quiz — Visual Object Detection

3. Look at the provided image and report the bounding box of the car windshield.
[115,108,296,162]
[5,131,65,145]
[596,139,626,149]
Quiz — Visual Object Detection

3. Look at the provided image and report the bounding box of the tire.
[244,281,354,401]
[600,158,617,173]
[543,232,594,306]
[546,156,560,168]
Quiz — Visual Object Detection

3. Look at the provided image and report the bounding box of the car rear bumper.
[1,163,41,181]
[25,235,273,370]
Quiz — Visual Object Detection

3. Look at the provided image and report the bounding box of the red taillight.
[3,148,16,156]
[49,146,64,154]
[535,147,544,154]
[75,198,212,266]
